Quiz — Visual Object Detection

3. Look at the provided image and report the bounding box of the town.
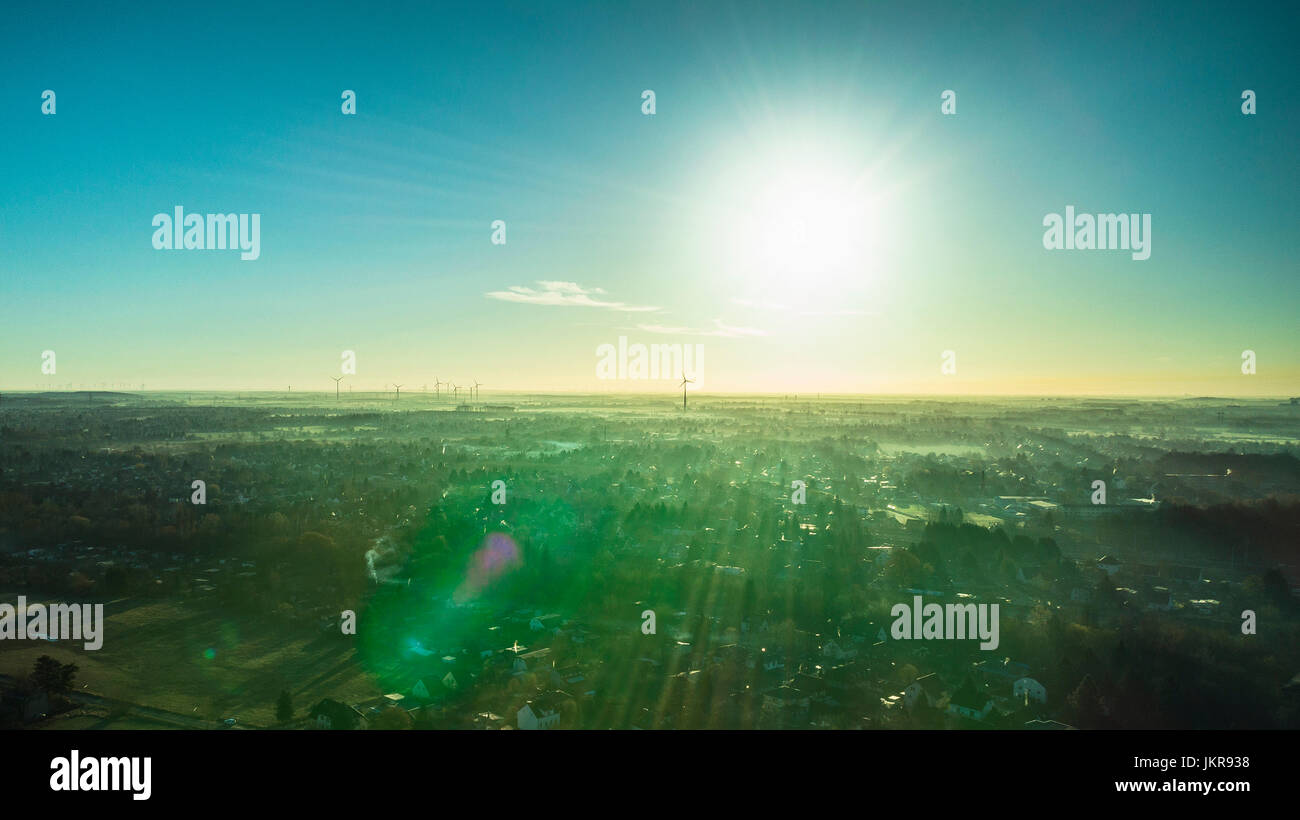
[0,390,1297,730]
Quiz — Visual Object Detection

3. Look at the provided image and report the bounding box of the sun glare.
[750,167,870,277]
[712,144,889,295]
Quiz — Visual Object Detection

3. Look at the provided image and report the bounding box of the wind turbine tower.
[679,373,694,411]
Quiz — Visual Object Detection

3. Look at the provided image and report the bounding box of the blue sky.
[2,0,1296,393]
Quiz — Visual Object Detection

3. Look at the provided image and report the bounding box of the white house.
[517,697,562,730]
[1013,677,1047,705]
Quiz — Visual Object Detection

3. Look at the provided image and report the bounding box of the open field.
[0,597,383,727]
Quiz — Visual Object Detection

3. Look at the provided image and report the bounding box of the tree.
[1261,568,1292,610]
[276,690,293,724]
[31,655,76,695]
[885,550,923,586]
[372,706,413,730]
[1067,674,1107,729]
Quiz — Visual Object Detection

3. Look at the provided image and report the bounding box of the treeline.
[1155,498,1300,566]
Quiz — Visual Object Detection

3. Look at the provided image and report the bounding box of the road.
[1,673,257,729]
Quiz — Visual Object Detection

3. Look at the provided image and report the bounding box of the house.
[529,614,562,632]
[712,643,751,667]
[821,638,857,661]
[412,678,437,701]
[1013,677,1047,705]
[974,658,1031,684]
[793,671,827,699]
[412,671,459,701]
[762,685,810,725]
[823,662,866,696]
[1017,565,1053,589]
[518,692,566,730]
[1026,719,1075,729]
[1143,586,1174,612]
[309,698,365,730]
[551,661,594,696]
[512,647,552,677]
[947,679,992,722]
[756,649,786,674]
[472,711,507,730]
[837,617,883,645]
[904,673,946,710]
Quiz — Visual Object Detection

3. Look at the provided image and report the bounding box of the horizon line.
[3,388,1296,402]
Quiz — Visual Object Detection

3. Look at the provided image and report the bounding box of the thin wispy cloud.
[486,280,659,311]
[636,319,768,338]
[799,308,875,317]
[732,297,873,317]
[732,298,791,311]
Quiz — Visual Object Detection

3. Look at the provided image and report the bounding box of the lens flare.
[454,532,522,603]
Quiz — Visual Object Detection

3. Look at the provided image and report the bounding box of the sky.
[1,0,1297,395]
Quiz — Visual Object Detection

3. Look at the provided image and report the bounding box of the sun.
[748,166,870,277]
[712,147,888,295]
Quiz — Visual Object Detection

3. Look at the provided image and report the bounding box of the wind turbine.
[679,373,694,411]
[392,383,404,401]
[451,383,460,402]
[434,378,445,398]
[332,376,344,400]
[472,379,482,402]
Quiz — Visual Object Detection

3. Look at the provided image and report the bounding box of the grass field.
[37,711,180,730]
[0,597,385,727]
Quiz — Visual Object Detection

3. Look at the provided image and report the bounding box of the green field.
[0,598,384,726]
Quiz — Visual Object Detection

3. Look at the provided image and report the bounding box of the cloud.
[732,298,790,311]
[486,281,659,312]
[636,319,768,338]
[797,308,875,317]
[636,323,692,334]
[709,320,768,337]
[731,297,874,317]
